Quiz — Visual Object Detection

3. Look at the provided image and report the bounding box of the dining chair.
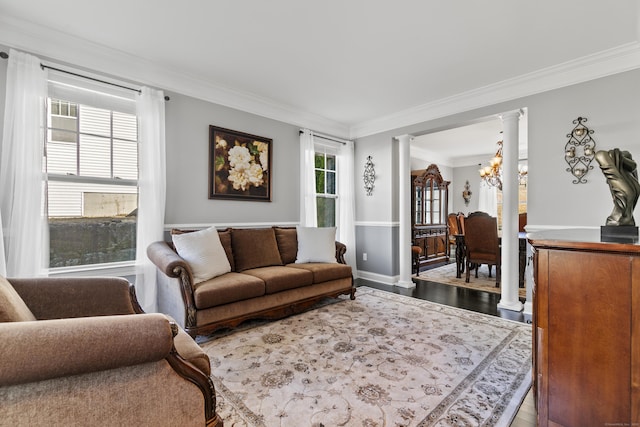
[464,211,500,287]
[447,213,459,256]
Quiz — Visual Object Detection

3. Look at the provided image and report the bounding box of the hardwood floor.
[356,277,536,426]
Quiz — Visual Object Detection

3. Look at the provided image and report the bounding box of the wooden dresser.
[528,228,639,426]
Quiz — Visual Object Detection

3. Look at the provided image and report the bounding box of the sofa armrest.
[147,241,193,279]
[9,277,138,320]
[0,313,173,386]
[335,241,347,264]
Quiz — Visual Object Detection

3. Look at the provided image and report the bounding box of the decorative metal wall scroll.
[565,117,596,184]
[462,180,472,206]
[363,156,375,196]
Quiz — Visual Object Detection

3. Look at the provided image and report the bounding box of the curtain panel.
[0,49,49,277]
[135,87,167,313]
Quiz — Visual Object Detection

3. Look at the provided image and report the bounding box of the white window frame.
[314,141,340,228]
[46,71,139,276]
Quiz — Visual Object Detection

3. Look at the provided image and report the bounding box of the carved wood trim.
[167,323,223,427]
[187,286,356,337]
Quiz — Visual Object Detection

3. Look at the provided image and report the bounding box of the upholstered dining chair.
[464,211,501,287]
[447,213,459,256]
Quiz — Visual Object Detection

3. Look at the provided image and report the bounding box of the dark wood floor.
[355,276,536,426]
[356,277,532,324]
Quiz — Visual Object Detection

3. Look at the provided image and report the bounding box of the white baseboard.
[357,270,398,286]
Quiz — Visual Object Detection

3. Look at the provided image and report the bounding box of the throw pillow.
[295,226,337,263]
[231,228,283,272]
[0,276,37,322]
[171,226,231,284]
[171,227,235,270]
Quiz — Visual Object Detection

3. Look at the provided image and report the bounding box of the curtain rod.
[0,51,170,101]
[299,129,349,145]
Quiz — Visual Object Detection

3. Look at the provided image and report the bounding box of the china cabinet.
[411,164,449,269]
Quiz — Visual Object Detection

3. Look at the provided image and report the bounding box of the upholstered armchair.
[0,276,223,427]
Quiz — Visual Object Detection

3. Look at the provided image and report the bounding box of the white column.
[497,110,523,312]
[397,134,415,288]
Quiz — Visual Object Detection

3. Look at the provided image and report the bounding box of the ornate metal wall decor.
[565,117,596,184]
[462,180,472,206]
[363,155,375,196]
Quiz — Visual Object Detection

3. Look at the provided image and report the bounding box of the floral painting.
[208,126,272,201]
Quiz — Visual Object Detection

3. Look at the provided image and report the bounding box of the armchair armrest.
[9,277,137,320]
[0,313,173,386]
[335,241,347,264]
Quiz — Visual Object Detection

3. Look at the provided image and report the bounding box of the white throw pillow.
[172,226,231,284]
[295,226,337,263]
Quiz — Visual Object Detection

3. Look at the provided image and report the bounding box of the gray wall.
[354,68,640,283]
[2,43,640,284]
[164,91,301,226]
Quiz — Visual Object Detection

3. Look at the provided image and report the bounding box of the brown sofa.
[0,276,222,427]
[147,226,355,337]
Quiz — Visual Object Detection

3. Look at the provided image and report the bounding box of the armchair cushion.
[231,228,283,271]
[0,276,36,322]
[172,226,231,284]
[295,226,337,263]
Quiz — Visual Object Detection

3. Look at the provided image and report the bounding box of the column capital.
[499,109,523,121]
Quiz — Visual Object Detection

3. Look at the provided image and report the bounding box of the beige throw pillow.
[295,226,337,263]
[172,226,231,284]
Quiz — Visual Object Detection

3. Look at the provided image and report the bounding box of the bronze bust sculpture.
[595,148,640,227]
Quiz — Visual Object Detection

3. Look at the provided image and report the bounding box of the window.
[314,148,337,227]
[46,97,138,268]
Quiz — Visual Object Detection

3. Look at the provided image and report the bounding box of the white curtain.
[0,49,49,277]
[135,87,166,313]
[338,140,357,273]
[478,181,498,217]
[299,129,317,227]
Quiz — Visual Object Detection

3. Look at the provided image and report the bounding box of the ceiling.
[0,1,639,142]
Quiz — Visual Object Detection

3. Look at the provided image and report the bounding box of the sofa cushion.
[296,226,337,263]
[217,228,235,271]
[287,262,352,284]
[232,228,283,272]
[243,266,313,294]
[0,276,36,322]
[274,227,298,264]
[172,226,231,284]
[193,272,265,309]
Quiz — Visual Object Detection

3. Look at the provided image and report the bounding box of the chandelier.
[479,133,528,191]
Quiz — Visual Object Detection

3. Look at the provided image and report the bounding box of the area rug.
[200,287,532,426]
[414,263,527,299]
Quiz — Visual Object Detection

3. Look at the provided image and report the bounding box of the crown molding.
[350,41,640,139]
[2,15,639,142]
[0,15,350,138]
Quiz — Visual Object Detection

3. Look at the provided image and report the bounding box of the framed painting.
[208,125,272,201]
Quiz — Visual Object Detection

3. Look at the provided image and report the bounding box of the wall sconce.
[462,180,472,206]
[363,155,375,196]
[565,117,596,184]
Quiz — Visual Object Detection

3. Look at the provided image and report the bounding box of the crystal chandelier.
[479,133,528,191]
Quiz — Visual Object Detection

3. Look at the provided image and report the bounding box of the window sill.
[48,261,137,278]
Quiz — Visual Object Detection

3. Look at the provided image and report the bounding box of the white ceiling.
[0,1,639,142]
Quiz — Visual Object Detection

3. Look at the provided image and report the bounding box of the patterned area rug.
[414,263,527,299]
[201,287,532,426]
